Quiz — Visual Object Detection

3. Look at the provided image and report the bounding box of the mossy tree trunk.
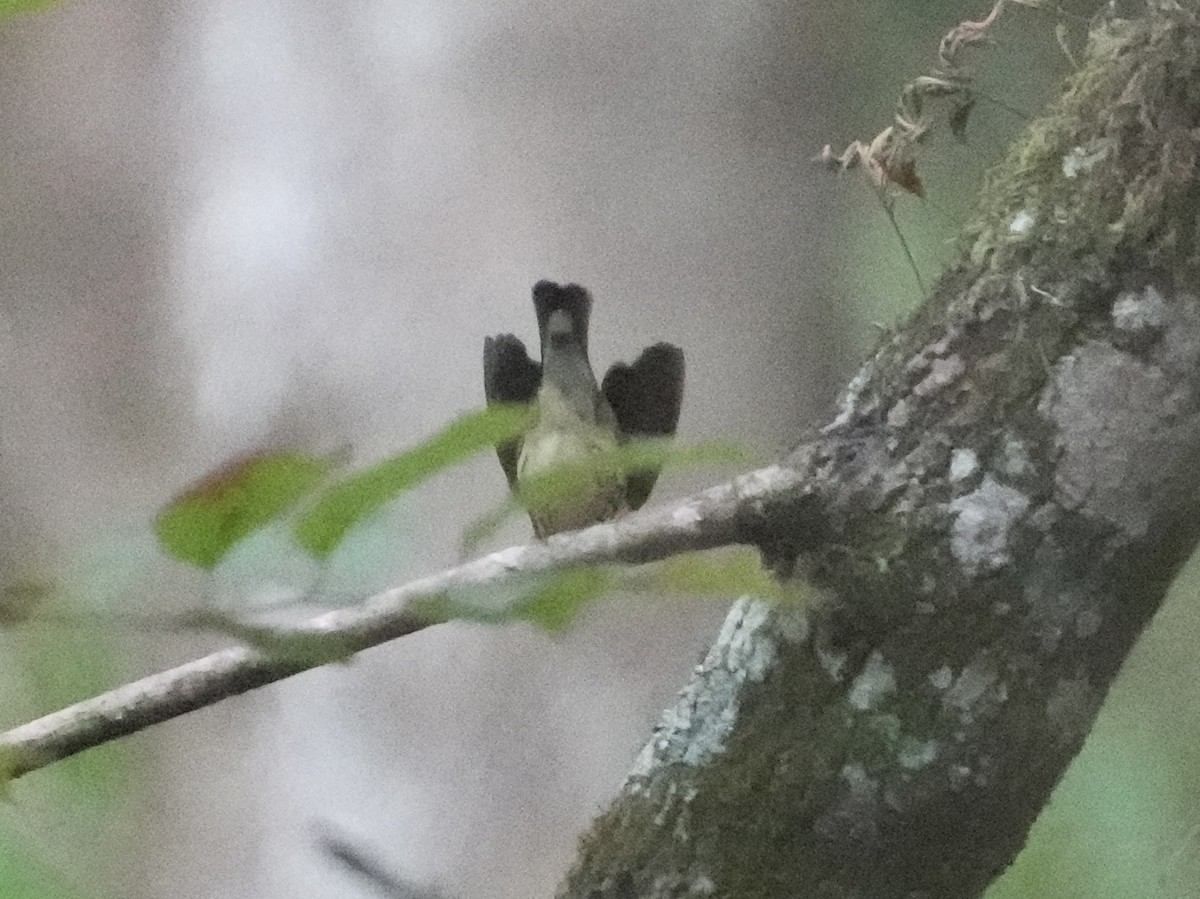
[562,5,1200,897]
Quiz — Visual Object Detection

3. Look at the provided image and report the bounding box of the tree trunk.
[562,4,1200,896]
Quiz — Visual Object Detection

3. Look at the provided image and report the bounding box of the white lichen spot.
[827,365,874,431]
[672,503,703,528]
[488,545,525,570]
[929,665,954,690]
[1111,285,1167,335]
[1075,608,1102,639]
[914,355,966,397]
[1008,209,1036,234]
[915,600,936,614]
[949,475,1030,576]
[887,398,911,429]
[948,763,972,791]
[848,650,897,711]
[993,601,1012,616]
[898,736,940,770]
[949,448,980,482]
[1062,137,1113,178]
[688,875,716,897]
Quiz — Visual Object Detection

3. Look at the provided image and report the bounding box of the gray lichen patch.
[949,476,1031,576]
[949,448,980,483]
[628,598,783,779]
[827,364,878,431]
[1008,209,1036,235]
[887,398,911,429]
[928,665,954,690]
[848,650,897,711]
[1111,284,1166,336]
[997,438,1033,480]
[897,735,940,770]
[943,653,1004,724]
[1039,341,1196,538]
[914,355,966,398]
[818,645,849,682]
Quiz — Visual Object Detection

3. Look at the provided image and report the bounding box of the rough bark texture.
[562,5,1200,897]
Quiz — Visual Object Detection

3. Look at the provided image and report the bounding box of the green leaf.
[409,566,613,633]
[652,547,784,601]
[156,451,335,569]
[510,566,611,632]
[0,0,61,21]
[295,405,533,558]
[180,609,358,666]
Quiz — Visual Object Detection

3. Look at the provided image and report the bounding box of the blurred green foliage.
[0,840,82,899]
[644,548,786,604]
[0,0,60,21]
[295,405,532,558]
[156,451,336,569]
[0,625,126,899]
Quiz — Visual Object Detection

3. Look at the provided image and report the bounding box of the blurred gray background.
[6,2,1196,899]
[0,2,853,897]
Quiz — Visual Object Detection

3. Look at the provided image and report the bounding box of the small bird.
[484,280,685,537]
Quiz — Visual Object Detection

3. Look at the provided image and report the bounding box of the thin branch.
[0,464,808,781]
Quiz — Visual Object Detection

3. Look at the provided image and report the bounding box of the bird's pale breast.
[517,386,626,537]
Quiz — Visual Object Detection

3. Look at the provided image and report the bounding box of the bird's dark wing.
[484,333,541,490]
[601,342,685,509]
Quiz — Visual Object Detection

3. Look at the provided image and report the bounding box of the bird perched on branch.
[483,280,685,537]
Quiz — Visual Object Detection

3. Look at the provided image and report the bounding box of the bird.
[483,280,685,537]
